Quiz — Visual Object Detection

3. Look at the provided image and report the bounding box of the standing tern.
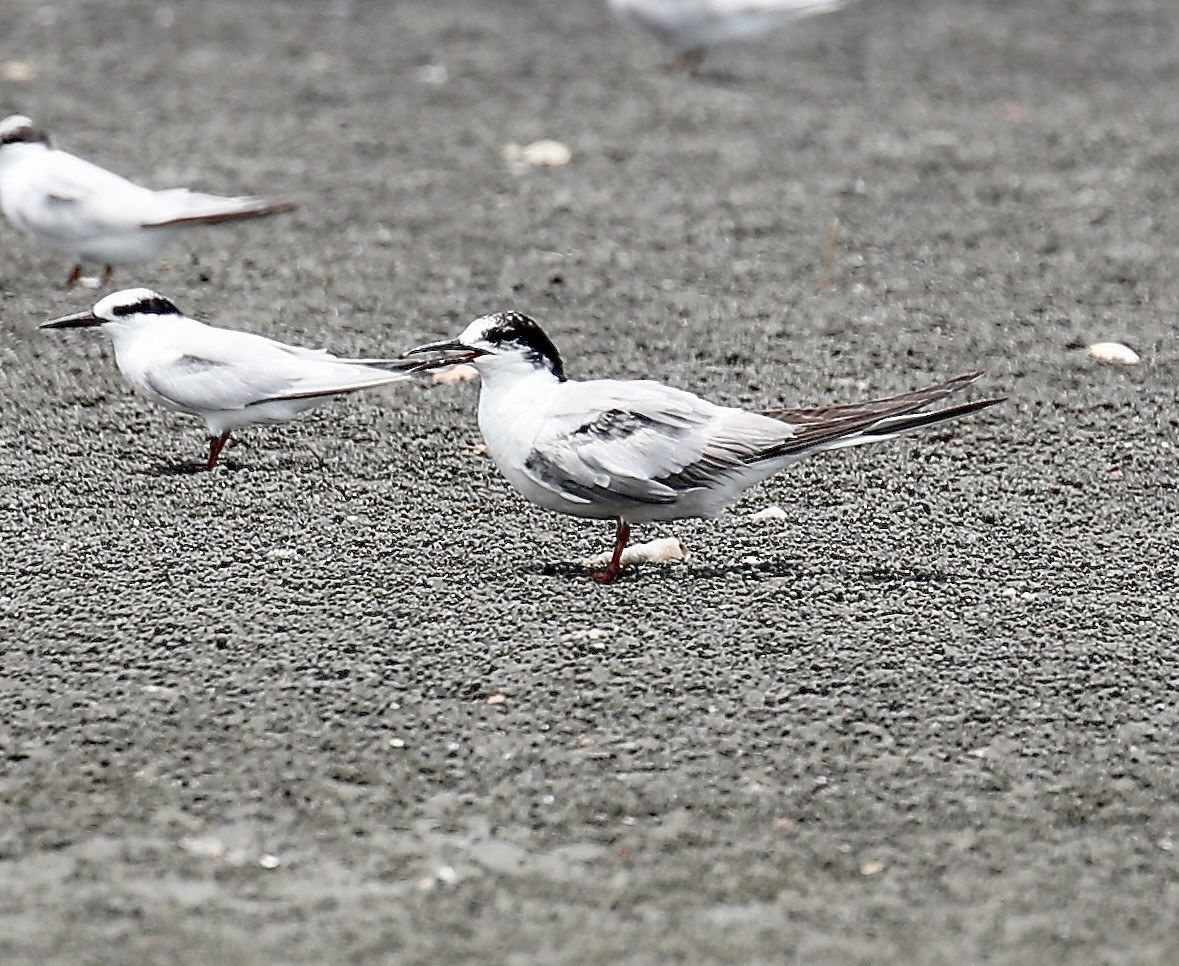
[404,312,1003,583]
[43,288,413,470]
[0,114,297,288]
[608,0,854,73]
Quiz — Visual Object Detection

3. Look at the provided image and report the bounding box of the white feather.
[0,114,294,272]
[45,288,410,455]
[609,0,852,53]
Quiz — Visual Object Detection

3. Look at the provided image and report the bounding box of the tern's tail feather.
[141,192,299,228]
[251,366,410,406]
[755,372,1003,461]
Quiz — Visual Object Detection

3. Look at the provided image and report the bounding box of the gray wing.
[141,353,303,413]
[13,151,163,241]
[519,382,789,508]
[140,191,297,228]
[133,319,412,415]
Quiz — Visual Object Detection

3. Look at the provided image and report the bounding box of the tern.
[405,312,1003,583]
[43,288,413,470]
[0,114,297,288]
[608,0,854,73]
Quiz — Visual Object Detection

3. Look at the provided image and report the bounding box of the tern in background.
[609,0,854,73]
[43,288,414,470]
[405,312,1003,584]
[0,114,297,288]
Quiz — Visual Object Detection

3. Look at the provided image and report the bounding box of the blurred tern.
[405,312,1003,583]
[0,114,297,288]
[43,288,413,469]
[609,0,854,73]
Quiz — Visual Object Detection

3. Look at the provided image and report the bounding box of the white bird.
[608,0,854,73]
[404,312,1003,583]
[0,114,297,288]
[43,288,413,470]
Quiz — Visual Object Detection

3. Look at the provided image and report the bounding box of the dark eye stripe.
[0,124,50,147]
[111,296,182,318]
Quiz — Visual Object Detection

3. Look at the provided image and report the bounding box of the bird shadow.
[536,558,958,587]
[688,68,745,87]
[535,557,803,584]
[144,459,232,477]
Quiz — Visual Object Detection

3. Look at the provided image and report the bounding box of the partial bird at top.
[608,0,855,73]
[404,311,1003,584]
[42,288,414,470]
[0,114,297,289]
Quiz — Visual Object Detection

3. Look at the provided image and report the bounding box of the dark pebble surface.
[0,0,1176,962]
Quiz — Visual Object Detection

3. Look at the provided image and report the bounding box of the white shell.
[581,536,686,568]
[429,363,480,385]
[1087,341,1140,365]
[747,505,788,522]
[0,61,36,83]
[503,139,573,170]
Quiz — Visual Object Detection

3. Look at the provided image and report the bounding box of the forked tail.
[754,372,1004,461]
[143,194,299,228]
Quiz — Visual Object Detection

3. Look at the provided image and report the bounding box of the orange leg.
[99,265,113,287]
[206,432,230,470]
[588,520,631,584]
[64,264,83,288]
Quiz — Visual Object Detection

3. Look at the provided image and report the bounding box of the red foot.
[206,432,230,469]
[588,566,621,585]
[586,520,630,585]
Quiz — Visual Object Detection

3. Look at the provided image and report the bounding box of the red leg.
[64,264,83,288]
[206,432,230,469]
[588,520,631,584]
[99,265,113,287]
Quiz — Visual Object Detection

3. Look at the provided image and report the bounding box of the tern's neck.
[104,317,176,347]
[0,141,47,175]
[477,359,563,396]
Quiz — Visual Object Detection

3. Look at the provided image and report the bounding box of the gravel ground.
[1,0,1176,962]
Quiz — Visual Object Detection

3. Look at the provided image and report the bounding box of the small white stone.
[415,64,448,85]
[504,139,572,170]
[747,505,788,523]
[436,865,458,884]
[259,854,280,869]
[1087,341,1140,365]
[180,836,226,858]
[267,548,299,560]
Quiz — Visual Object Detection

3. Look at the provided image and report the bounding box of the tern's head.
[41,288,184,332]
[403,311,566,383]
[0,114,51,151]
